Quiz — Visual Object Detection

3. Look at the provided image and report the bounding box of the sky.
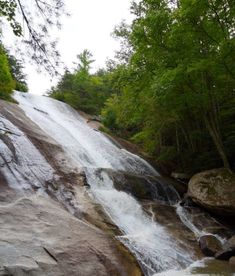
[20,0,134,95]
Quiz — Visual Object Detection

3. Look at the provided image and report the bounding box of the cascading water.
[14,92,157,175]
[0,114,56,193]
[85,168,192,274]
[176,204,229,244]
[12,92,202,275]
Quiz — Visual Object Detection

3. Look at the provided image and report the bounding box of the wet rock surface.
[0,100,142,276]
[215,235,235,260]
[142,201,202,259]
[1,97,235,276]
[176,205,233,240]
[199,235,222,257]
[0,195,141,276]
[188,168,235,216]
[103,169,180,204]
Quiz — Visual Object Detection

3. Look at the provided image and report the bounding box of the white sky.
[22,0,134,95]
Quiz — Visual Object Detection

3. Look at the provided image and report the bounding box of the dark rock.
[100,169,180,204]
[199,235,222,257]
[188,168,235,216]
[180,196,197,207]
[33,107,49,115]
[202,226,234,239]
[215,248,235,260]
[229,256,235,267]
[216,235,235,260]
[112,173,155,200]
[163,175,188,196]
[80,171,90,187]
[171,172,191,180]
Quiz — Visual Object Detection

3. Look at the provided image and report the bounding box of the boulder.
[215,235,235,260]
[229,256,235,267]
[199,235,222,257]
[187,168,235,216]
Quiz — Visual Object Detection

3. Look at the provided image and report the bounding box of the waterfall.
[13,92,197,275]
[85,168,193,274]
[0,114,56,193]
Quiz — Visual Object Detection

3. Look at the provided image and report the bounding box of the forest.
[50,0,235,174]
[1,0,235,175]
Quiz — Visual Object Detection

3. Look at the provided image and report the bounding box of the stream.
[9,91,234,275]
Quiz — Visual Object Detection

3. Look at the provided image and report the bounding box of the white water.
[154,258,213,276]
[176,205,226,244]
[86,168,193,274]
[0,114,56,193]
[14,92,157,175]
[13,92,196,275]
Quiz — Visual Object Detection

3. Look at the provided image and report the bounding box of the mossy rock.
[188,168,235,216]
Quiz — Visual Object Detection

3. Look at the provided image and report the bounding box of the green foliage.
[0,46,15,101]
[50,50,115,115]
[0,0,66,74]
[7,53,28,92]
[102,0,235,173]
[101,95,121,131]
[76,49,95,74]
[0,0,22,36]
[0,44,28,100]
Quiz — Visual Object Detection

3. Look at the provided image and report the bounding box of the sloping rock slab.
[188,168,235,216]
[0,195,141,276]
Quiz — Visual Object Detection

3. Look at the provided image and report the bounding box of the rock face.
[199,235,222,257]
[215,235,235,260]
[0,100,142,276]
[188,168,235,216]
[0,196,141,276]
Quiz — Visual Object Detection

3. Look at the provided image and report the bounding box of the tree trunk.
[203,71,230,169]
[204,116,230,169]
[175,125,180,153]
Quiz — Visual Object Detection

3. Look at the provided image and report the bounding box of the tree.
[0,0,66,74]
[76,49,94,75]
[7,53,28,92]
[0,46,15,100]
[50,50,114,114]
[102,0,235,172]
